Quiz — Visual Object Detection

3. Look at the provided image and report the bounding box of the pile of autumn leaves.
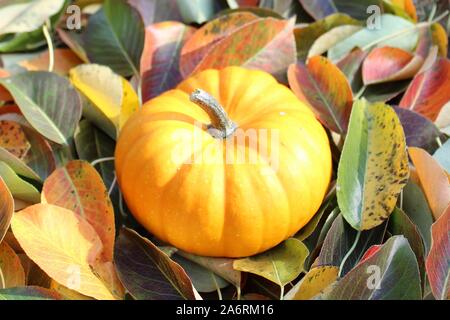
[0,0,449,300]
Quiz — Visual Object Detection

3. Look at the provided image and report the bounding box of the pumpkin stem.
[190,89,237,139]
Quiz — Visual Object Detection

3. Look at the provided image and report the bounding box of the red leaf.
[288,56,353,134]
[362,47,423,85]
[0,69,12,102]
[399,56,450,121]
[426,205,450,300]
[141,22,195,103]
[180,12,259,78]
[358,245,382,266]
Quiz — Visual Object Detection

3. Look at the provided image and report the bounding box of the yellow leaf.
[70,64,122,135]
[119,78,139,130]
[41,160,115,262]
[11,204,119,300]
[0,241,25,288]
[289,266,339,300]
[50,280,93,300]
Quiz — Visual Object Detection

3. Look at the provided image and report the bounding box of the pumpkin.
[115,67,332,258]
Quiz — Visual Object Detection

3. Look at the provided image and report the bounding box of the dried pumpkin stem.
[190,89,237,139]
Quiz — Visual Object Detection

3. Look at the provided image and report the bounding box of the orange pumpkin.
[115,67,332,258]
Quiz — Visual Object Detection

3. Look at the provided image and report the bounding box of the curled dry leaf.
[288,55,353,134]
[11,204,121,300]
[41,160,116,262]
[408,147,450,220]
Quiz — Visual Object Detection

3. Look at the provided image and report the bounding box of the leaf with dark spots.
[337,99,409,230]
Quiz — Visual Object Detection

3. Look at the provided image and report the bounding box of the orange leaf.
[362,47,423,85]
[0,241,25,288]
[11,204,120,300]
[409,147,450,220]
[180,12,259,77]
[0,175,13,242]
[192,18,296,82]
[0,69,12,102]
[0,120,31,159]
[288,56,353,134]
[41,160,115,261]
[19,49,83,75]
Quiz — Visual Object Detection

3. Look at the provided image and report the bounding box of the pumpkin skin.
[115,67,332,258]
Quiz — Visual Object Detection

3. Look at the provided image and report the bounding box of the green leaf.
[177,251,241,289]
[388,207,426,289]
[0,147,41,182]
[84,0,145,77]
[0,1,68,53]
[0,72,82,145]
[318,236,422,300]
[337,99,409,230]
[328,14,419,62]
[233,238,309,289]
[0,286,62,300]
[0,161,40,203]
[402,180,433,254]
[114,228,197,300]
[172,255,229,293]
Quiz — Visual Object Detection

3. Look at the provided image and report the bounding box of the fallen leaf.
[42,160,115,262]
[317,236,422,300]
[433,140,450,173]
[0,286,62,300]
[11,204,119,300]
[399,56,450,121]
[180,12,258,77]
[0,72,83,145]
[308,25,362,58]
[0,161,40,203]
[288,55,353,134]
[328,14,419,62]
[0,176,13,243]
[114,228,197,300]
[141,22,195,103]
[233,238,309,293]
[287,266,339,300]
[0,241,25,288]
[426,205,450,300]
[408,147,450,220]
[19,49,83,75]
[337,100,409,230]
[362,47,423,85]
